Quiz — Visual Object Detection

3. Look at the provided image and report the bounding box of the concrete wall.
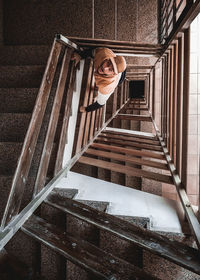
[3,0,92,45]
[0,0,3,44]
[3,0,158,45]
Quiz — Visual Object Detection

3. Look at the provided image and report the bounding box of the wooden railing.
[149,19,200,248]
[67,36,162,56]
[160,0,200,44]
[75,57,129,154]
[0,35,129,250]
[0,35,77,229]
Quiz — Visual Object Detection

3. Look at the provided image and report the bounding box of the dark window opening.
[129,80,145,98]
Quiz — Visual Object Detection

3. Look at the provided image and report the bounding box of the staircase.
[0,45,50,219]
[0,33,200,280]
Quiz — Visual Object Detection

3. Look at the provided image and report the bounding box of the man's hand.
[71,52,81,66]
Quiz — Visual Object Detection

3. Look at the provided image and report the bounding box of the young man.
[73,48,126,112]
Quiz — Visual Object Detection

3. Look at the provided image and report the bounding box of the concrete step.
[0,142,23,175]
[0,176,13,223]
[0,45,50,65]
[0,113,31,142]
[76,200,109,212]
[0,112,63,142]
[116,215,150,229]
[0,141,58,177]
[58,171,184,233]
[0,65,44,88]
[0,88,38,113]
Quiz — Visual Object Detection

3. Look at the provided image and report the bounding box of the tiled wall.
[188,15,200,206]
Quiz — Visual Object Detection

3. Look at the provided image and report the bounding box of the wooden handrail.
[68,36,163,56]
[1,38,62,228]
[151,15,200,249]
[68,36,162,48]
[1,35,79,228]
[32,48,74,197]
[160,0,199,46]
[152,118,200,250]
[0,95,129,250]
[0,33,129,248]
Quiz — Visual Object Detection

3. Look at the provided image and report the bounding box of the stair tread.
[0,113,31,141]
[39,196,200,275]
[22,215,158,280]
[0,66,44,88]
[0,142,57,176]
[0,88,38,113]
[51,188,78,199]
[0,142,23,175]
[116,215,150,229]
[76,200,109,212]
[0,45,50,66]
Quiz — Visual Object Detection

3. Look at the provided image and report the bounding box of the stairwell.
[0,1,200,280]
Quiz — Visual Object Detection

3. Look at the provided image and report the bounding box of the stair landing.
[56,171,184,233]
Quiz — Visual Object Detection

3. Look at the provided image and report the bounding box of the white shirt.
[96,72,122,105]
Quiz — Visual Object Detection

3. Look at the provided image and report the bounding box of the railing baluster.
[181,28,190,189]
[54,60,76,176]
[83,76,95,146]
[75,58,93,153]
[33,47,73,196]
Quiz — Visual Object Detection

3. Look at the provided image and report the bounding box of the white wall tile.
[190,53,198,73]
[188,115,198,135]
[190,74,198,93]
[189,95,198,114]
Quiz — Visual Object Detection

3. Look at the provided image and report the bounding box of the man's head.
[97,56,126,76]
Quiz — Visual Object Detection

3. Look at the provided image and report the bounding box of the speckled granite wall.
[137,0,158,43]
[3,0,93,45]
[0,0,3,45]
[94,0,115,39]
[3,0,158,45]
[117,0,137,41]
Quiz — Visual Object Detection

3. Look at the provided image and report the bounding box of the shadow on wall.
[129,80,144,98]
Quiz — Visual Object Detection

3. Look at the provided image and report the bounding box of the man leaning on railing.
[72,47,127,112]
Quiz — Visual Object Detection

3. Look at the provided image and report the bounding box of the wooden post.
[161,57,165,138]
[172,41,178,164]
[181,28,190,189]
[112,88,118,116]
[166,51,170,149]
[176,34,184,177]
[83,76,95,146]
[152,68,156,120]
[169,46,174,159]
[75,59,93,153]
